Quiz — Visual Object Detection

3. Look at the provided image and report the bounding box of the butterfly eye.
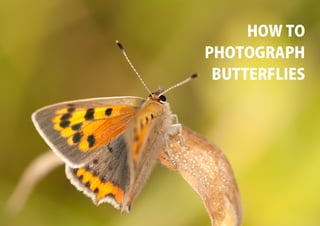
[159,95,166,103]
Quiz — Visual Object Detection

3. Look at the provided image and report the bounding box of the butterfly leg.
[163,133,178,168]
[162,114,184,168]
[169,114,184,144]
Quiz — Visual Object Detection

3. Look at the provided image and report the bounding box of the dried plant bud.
[159,126,242,226]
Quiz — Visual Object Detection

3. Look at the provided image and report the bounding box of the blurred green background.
[1,0,319,225]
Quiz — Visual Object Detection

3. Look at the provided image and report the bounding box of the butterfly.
[25,41,242,225]
[31,41,198,212]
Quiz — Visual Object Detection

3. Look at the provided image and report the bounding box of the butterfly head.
[148,88,167,104]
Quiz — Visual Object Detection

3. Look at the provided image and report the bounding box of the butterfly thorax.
[130,90,171,163]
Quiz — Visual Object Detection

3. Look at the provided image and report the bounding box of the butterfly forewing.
[32,97,145,167]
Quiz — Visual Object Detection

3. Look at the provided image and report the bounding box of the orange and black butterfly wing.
[65,133,131,210]
[32,97,145,167]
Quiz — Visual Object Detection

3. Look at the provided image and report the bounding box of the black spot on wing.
[60,113,72,121]
[105,108,113,116]
[85,108,95,120]
[87,135,95,148]
[67,107,75,113]
[71,123,82,131]
[107,144,113,153]
[73,132,83,143]
[85,182,90,188]
[60,120,70,128]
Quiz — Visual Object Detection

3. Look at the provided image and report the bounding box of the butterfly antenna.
[161,73,199,95]
[116,40,152,94]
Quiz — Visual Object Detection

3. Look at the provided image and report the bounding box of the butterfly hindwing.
[32,97,145,167]
[65,133,131,210]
